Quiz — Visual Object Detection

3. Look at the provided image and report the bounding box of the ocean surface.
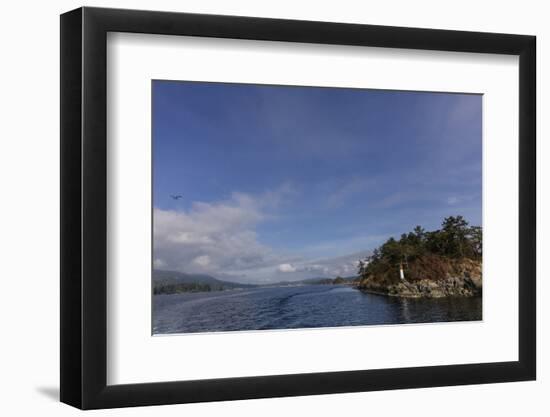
[153,284,482,335]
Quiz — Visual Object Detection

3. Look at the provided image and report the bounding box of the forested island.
[357,216,482,298]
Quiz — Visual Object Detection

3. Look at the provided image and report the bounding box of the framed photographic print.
[60,7,536,409]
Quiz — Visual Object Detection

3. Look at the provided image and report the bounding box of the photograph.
[152,81,483,335]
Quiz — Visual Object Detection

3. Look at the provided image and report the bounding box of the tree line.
[153,282,222,294]
[358,216,482,279]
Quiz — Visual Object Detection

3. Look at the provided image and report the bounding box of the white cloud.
[153,185,375,283]
[447,196,459,205]
[297,252,368,277]
[153,258,166,268]
[277,263,296,273]
[271,252,369,280]
[193,255,211,267]
[324,178,373,209]
[153,187,293,277]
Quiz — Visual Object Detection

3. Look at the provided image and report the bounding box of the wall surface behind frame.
[0,0,546,416]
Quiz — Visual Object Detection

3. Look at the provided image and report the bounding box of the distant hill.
[269,276,360,286]
[153,270,256,294]
[153,270,360,295]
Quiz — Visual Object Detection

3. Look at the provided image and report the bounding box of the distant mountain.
[268,276,360,287]
[300,277,334,285]
[153,270,360,295]
[153,270,256,294]
[302,276,359,285]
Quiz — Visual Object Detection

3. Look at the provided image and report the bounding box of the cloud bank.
[153,187,371,283]
[154,192,277,276]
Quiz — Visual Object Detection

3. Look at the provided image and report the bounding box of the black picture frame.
[60,6,536,410]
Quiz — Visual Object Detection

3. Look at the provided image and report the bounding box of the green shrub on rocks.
[357,216,482,298]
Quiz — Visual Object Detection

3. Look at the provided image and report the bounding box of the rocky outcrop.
[358,258,482,298]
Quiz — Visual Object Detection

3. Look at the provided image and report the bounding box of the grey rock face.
[358,259,482,298]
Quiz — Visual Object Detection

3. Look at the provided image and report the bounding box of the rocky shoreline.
[358,275,481,298]
[357,258,482,298]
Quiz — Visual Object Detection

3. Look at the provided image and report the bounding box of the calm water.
[153,284,482,334]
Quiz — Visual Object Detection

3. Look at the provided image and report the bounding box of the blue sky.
[153,80,482,283]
